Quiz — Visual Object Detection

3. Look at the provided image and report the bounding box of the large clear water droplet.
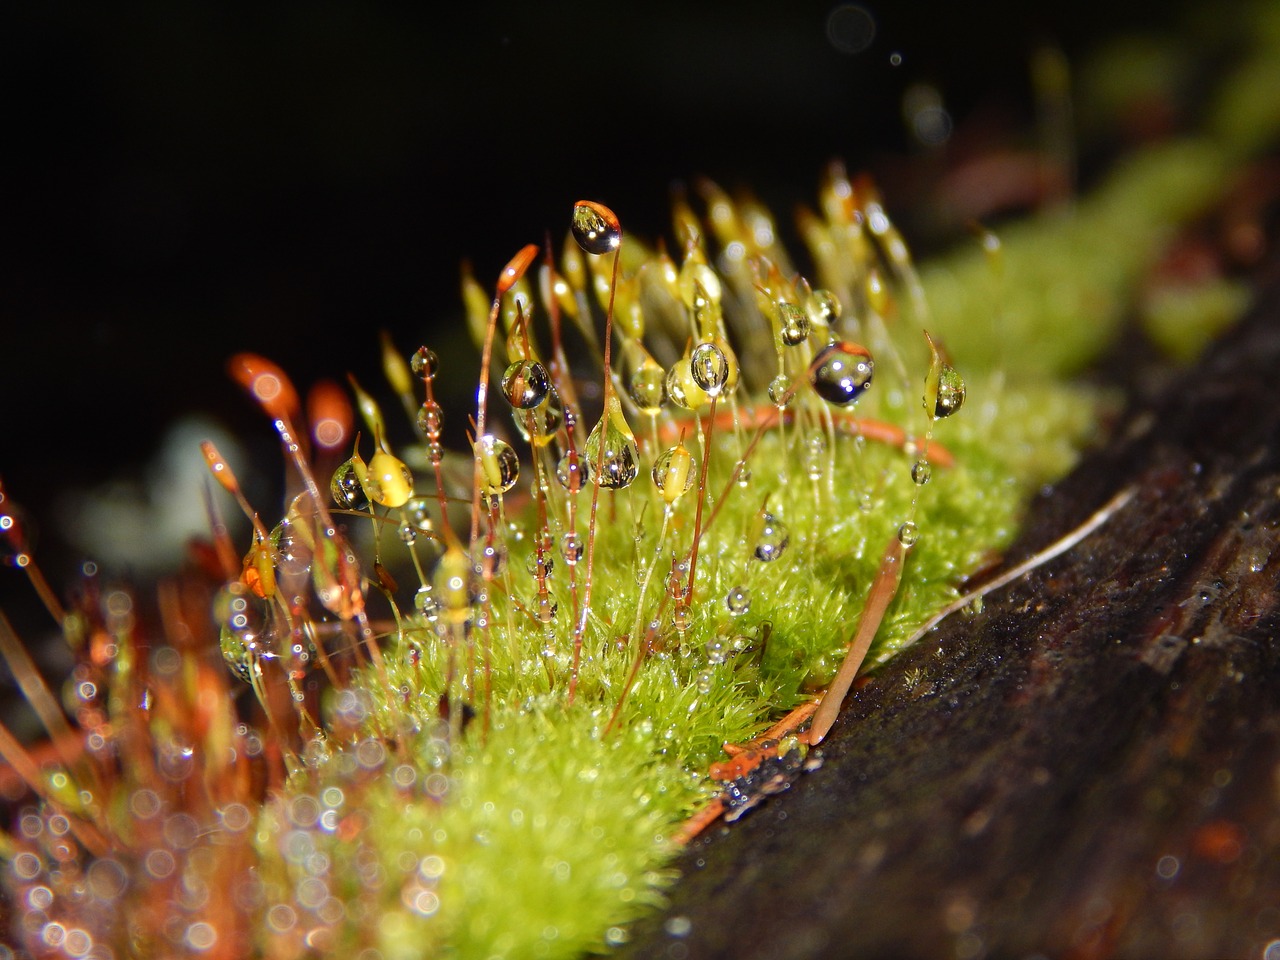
[560,532,584,565]
[330,457,367,509]
[652,441,696,504]
[629,359,666,413]
[475,435,520,495]
[555,451,592,492]
[752,512,790,562]
[571,201,622,255]
[768,374,791,408]
[501,360,551,410]
[689,341,729,395]
[725,585,751,616]
[410,347,439,381]
[933,366,966,419]
[777,302,811,346]
[416,400,444,439]
[583,397,640,489]
[805,289,841,328]
[809,341,874,406]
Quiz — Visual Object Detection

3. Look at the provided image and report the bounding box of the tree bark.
[619,279,1280,960]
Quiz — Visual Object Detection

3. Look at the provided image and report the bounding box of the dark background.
[4,0,1178,591]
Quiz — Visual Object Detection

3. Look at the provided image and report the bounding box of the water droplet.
[560,532,584,565]
[752,512,790,562]
[768,374,791,408]
[571,200,622,255]
[923,331,965,418]
[897,521,919,546]
[416,400,444,439]
[414,585,439,620]
[410,347,439,381]
[366,451,415,508]
[628,359,666,413]
[478,543,507,578]
[736,465,752,488]
[933,366,966,419]
[809,341,874,406]
[525,550,554,578]
[805,289,842,328]
[271,517,313,577]
[664,360,706,411]
[330,457,367,509]
[405,497,435,534]
[706,637,728,665]
[427,441,445,465]
[911,460,932,485]
[802,430,827,481]
[398,522,417,544]
[725,586,751,616]
[215,583,268,681]
[583,397,639,489]
[777,302,811,346]
[501,360,551,410]
[695,671,714,694]
[652,440,696,505]
[555,452,592,492]
[475,435,520,496]
[690,342,729,395]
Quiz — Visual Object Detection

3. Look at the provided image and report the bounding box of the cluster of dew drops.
[212,187,964,734]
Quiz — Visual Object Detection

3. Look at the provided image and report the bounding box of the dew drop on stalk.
[410,347,439,381]
[752,513,790,562]
[777,302,811,346]
[571,200,622,256]
[689,342,729,395]
[652,439,696,505]
[416,400,444,439]
[923,331,966,419]
[474,435,520,495]
[560,532,584,565]
[768,374,791,408]
[705,637,727,664]
[414,585,439,620]
[809,341,874,406]
[330,457,367,509]
[802,430,827,481]
[898,521,919,546]
[405,497,435,534]
[805,288,842,329]
[525,551,554,577]
[583,396,640,489]
[501,359,551,410]
[271,517,313,577]
[725,585,751,616]
[664,362,699,411]
[478,543,508,578]
[932,366,966,419]
[555,452,592,492]
[629,359,666,413]
[911,460,932,485]
[398,522,417,544]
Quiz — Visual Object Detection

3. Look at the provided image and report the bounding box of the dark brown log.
[619,281,1280,960]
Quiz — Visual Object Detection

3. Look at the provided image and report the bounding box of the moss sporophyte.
[5,42,1278,945]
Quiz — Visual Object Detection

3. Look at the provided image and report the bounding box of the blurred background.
[4,0,1195,597]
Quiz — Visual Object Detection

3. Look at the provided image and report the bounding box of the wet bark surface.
[619,282,1280,960]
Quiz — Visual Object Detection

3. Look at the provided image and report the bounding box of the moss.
[5,5,1280,957]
